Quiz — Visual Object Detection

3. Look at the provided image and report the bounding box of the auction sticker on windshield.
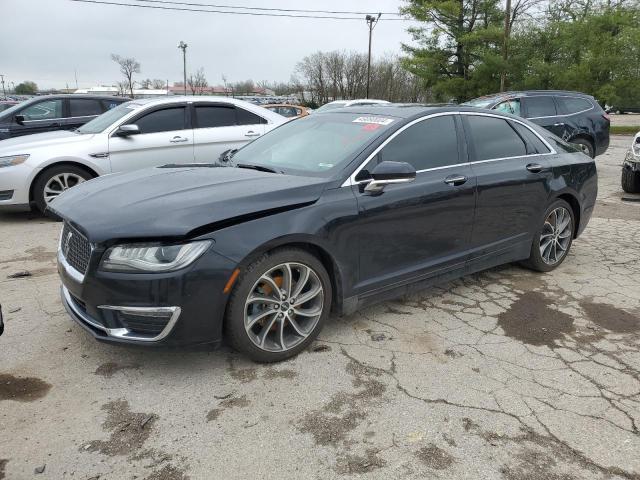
[352,116,394,125]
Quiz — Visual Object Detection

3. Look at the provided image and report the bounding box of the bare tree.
[139,78,152,89]
[188,67,208,95]
[111,54,140,97]
[151,79,166,90]
[115,81,129,97]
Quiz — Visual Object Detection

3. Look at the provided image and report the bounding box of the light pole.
[365,13,381,99]
[177,41,188,96]
[0,75,6,99]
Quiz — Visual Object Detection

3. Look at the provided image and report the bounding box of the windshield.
[0,99,30,118]
[77,102,141,134]
[462,97,498,108]
[230,113,397,176]
[315,102,347,113]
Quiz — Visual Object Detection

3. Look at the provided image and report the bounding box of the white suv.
[0,96,285,215]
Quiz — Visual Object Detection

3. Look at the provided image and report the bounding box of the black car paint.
[50,106,598,348]
[0,95,128,140]
[469,91,610,157]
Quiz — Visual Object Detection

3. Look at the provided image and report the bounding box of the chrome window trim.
[342,111,556,187]
[524,95,594,120]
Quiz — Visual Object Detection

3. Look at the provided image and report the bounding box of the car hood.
[49,165,328,243]
[0,130,95,154]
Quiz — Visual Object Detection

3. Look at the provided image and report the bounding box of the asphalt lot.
[1,135,639,480]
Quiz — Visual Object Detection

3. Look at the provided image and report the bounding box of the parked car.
[606,104,640,114]
[51,105,597,362]
[314,99,390,113]
[464,90,610,158]
[263,104,309,119]
[0,95,128,141]
[0,100,20,113]
[622,132,640,193]
[0,96,285,215]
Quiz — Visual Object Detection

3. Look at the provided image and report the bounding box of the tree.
[14,81,38,95]
[152,79,166,90]
[187,68,208,95]
[111,54,140,97]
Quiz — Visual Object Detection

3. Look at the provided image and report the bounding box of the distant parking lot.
[1,136,639,479]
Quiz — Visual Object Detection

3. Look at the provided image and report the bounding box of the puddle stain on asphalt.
[262,368,298,380]
[0,374,51,402]
[206,395,250,422]
[0,459,7,480]
[335,449,386,475]
[81,400,157,457]
[94,362,141,378]
[580,301,639,334]
[143,464,189,480]
[497,292,575,347]
[415,444,455,470]
[0,246,56,265]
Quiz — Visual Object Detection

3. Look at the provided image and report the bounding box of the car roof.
[320,103,459,120]
[20,94,127,102]
[472,90,595,101]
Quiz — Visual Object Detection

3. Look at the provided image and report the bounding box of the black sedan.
[50,105,597,362]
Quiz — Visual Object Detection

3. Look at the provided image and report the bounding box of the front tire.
[225,248,332,362]
[621,166,640,193]
[522,199,575,272]
[33,165,93,218]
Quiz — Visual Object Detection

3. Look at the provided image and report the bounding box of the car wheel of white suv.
[33,164,94,218]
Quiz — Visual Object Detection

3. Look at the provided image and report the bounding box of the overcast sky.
[1,0,418,90]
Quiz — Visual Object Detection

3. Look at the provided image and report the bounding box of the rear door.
[522,95,567,139]
[9,98,65,137]
[463,113,553,260]
[192,104,267,163]
[351,113,476,294]
[108,103,194,173]
[64,98,105,130]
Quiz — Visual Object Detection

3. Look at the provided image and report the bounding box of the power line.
[70,0,410,20]
[133,0,403,16]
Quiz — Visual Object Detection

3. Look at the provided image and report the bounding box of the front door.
[108,104,194,173]
[10,98,65,137]
[351,114,476,294]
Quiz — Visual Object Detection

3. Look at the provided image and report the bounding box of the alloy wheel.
[43,173,86,204]
[539,207,572,265]
[244,262,324,352]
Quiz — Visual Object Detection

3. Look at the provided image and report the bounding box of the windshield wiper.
[236,163,281,174]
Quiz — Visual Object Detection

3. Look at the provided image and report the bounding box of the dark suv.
[0,95,128,141]
[464,90,610,158]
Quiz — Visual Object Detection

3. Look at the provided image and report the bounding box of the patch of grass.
[611,125,639,135]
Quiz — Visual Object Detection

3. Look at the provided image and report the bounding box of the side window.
[466,116,527,160]
[494,99,521,117]
[378,115,460,171]
[558,97,592,114]
[237,107,267,125]
[194,105,236,128]
[101,100,120,111]
[511,122,551,154]
[19,99,63,121]
[524,96,557,118]
[134,107,186,134]
[69,99,103,117]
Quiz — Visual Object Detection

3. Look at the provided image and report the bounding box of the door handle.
[553,122,565,127]
[444,174,467,186]
[245,131,260,138]
[526,163,543,173]
[170,136,188,143]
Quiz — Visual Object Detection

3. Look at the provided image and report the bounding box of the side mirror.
[364,161,416,194]
[15,115,25,126]
[116,124,140,137]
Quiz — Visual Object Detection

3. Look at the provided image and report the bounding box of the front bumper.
[0,163,37,209]
[58,240,237,347]
[623,149,640,172]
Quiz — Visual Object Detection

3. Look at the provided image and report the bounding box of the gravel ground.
[0,136,639,480]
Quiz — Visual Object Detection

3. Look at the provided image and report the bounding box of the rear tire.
[225,248,332,363]
[522,199,575,272]
[621,167,640,194]
[570,138,595,158]
[33,165,93,218]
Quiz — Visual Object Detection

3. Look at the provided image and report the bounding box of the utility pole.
[365,13,381,99]
[74,69,79,89]
[0,75,5,99]
[500,0,512,92]
[177,41,188,96]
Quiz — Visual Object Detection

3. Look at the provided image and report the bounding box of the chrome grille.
[61,223,92,274]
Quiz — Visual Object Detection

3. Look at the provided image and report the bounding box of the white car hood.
[0,130,96,155]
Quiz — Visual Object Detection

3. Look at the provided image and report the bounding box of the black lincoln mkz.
[52,105,597,362]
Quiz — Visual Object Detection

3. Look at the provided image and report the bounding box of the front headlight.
[100,240,211,272]
[0,154,29,168]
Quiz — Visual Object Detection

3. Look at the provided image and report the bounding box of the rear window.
[511,122,551,154]
[525,96,557,118]
[558,97,593,114]
[466,115,527,160]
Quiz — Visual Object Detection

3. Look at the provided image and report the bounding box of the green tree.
[401,0,504,102]
[14,81,38,95]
